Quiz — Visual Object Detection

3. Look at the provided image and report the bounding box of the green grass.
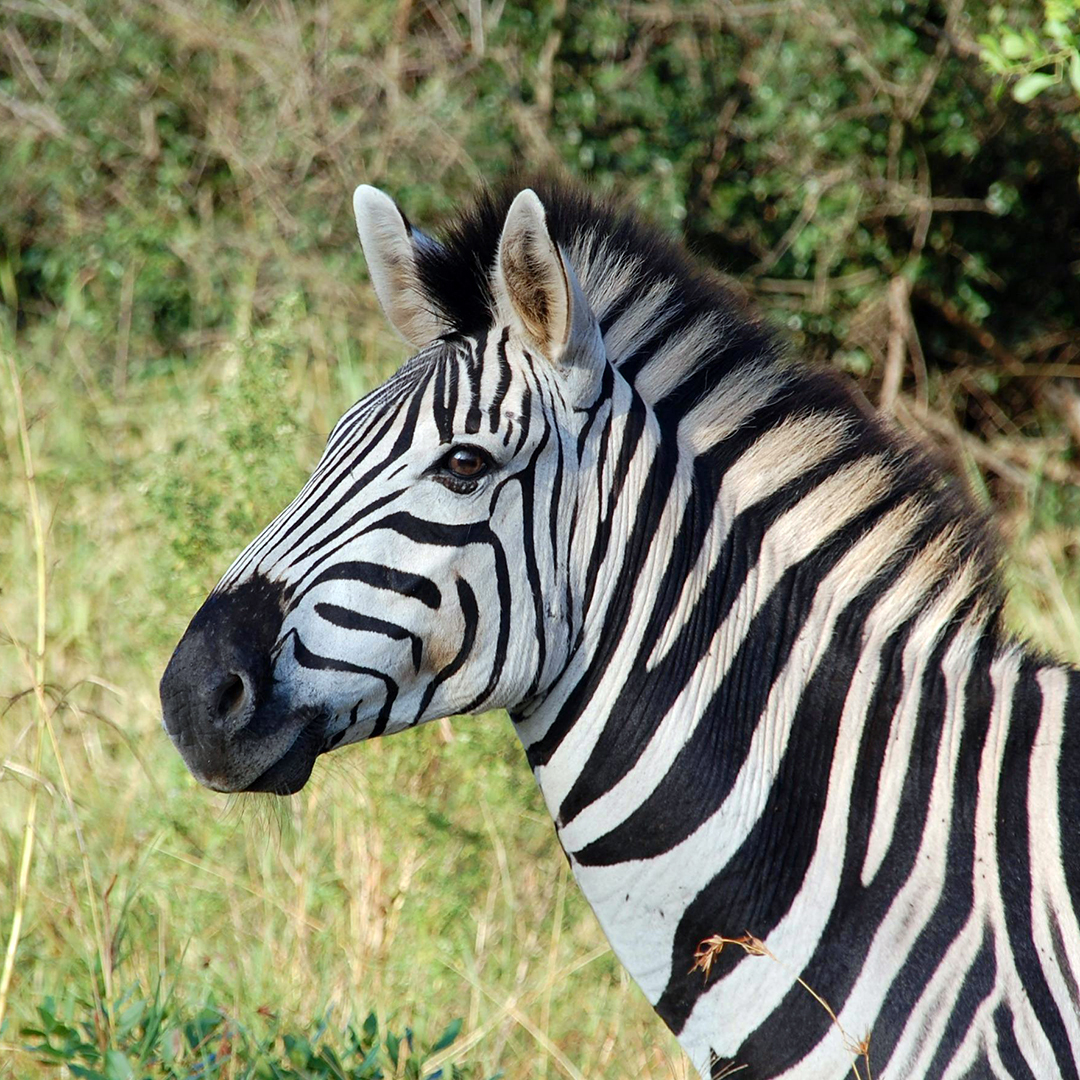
[21,990,477,1080]
[3,236,1078,1080]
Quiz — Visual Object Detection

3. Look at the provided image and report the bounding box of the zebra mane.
[413,180,1005,621]
[413,179,772,375]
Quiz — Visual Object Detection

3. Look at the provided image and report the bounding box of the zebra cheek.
[421,630,462,678]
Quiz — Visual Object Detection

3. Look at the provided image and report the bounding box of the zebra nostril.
[213,672,248,721]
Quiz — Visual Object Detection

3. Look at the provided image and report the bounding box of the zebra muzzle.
[160,574,318,793]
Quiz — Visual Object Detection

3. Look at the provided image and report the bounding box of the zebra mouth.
[241,711,327,796]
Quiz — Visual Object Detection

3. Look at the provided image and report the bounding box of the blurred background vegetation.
[2,0,1079,1077]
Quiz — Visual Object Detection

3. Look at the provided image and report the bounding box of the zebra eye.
[443,446,491,479]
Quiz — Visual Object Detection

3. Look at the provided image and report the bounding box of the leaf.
[430,1018,463,1054]
[103,1050,134,1080]
[114,1000,147,1037]
[1012,72,1057,102]
[1045,20,1074,48]
[357,1043,381,1076]
[386,1030,401,1068]
[159,1027,184,1064]
[1070,51,1080,94]
[977,35,1008,74]
[362,1011,378,1043]
[316,1045,343,1077]
[1000,31,1030,59]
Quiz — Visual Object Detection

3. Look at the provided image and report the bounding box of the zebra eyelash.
[428,444,496,493]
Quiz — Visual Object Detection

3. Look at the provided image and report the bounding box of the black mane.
[412,178,771,359]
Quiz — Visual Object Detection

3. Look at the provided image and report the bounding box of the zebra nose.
[159,631,260,789]
[160,620,260,735]
[160,575,287,787]
[211,671,252,728]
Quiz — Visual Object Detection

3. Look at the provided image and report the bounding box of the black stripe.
[464,333,484,434]
[488,328,513,432]
[314,602,423,672]
[574,362,614,461]
[358,512,513,714]
[413,577,479,721]
[924,930,996,1079]
[490,410,552,701]
[514,383,532,455]
[1059,671,1080,917]
[433,355,451,444]
[996,662,1078,1079]
[612,308,683,383]
[597,289,637,338]
[285,365,437,555]
[580,387,648,627]
[294,560,441,610]
[548,410,565,579]
[446,348,460,435]
[993,1003,1038,1080]
[288,488,406,570]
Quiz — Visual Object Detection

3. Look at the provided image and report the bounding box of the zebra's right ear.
[494,189,605,398]
[353,185,449,348]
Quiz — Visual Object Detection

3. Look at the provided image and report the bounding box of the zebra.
[160,180,1080,1079]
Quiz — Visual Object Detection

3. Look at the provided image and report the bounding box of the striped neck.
[505,323,1043,1075]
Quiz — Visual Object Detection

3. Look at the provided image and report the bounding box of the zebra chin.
[169,703,328,796]
[234,707,328,796]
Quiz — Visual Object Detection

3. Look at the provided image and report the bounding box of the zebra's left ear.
[494,190,604,383]
[353,185,450,348]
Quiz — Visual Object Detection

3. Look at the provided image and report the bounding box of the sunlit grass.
[0,317,686,1078]
[4,287,1078,1078]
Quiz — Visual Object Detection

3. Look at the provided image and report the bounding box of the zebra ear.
[353,185,449,348]
[494,189,603,375]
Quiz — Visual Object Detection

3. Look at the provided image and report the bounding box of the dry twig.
[691,931,874,1080]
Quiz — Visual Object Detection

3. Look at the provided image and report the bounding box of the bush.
[21,986,484,1079]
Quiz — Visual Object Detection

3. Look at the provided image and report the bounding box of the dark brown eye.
[445,446,490,479]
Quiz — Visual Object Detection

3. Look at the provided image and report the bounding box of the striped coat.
[161,182,1080,1079]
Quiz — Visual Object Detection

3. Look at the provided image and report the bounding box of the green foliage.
[979,1,1080,104]
[2,0,1077,452]
[20,986,483,1079]
[146,308,306,587]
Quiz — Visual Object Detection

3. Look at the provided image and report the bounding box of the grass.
[0,316,691,1079]
[2,239,1077,1080]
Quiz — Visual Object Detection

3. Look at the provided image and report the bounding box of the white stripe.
[602,278,676,363]
[648,423,865,669]
[633,313,729,404]
[1027,666,1080,1058]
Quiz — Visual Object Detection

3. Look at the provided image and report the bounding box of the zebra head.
[160,186,622,795]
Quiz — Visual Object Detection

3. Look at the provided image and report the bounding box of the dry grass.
[0,333,686,1077]
[691,934,873,1080]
